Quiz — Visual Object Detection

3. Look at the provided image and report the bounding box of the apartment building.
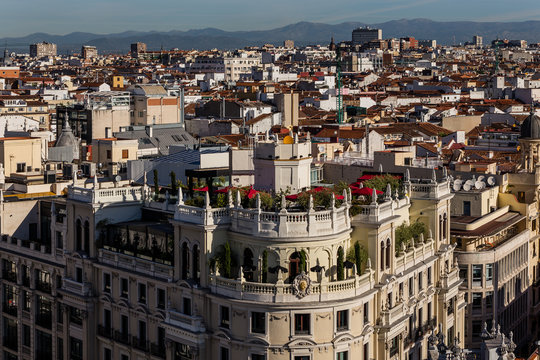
[29,42,57,58]
[0,138,465,360]
[56,92,131,143]
[128,84,183,126]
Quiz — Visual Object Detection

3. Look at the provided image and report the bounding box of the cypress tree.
[337,247,344,281]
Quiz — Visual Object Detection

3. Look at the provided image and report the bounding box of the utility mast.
[335,46,344,124]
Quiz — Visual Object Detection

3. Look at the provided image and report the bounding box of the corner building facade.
[0,173,464,360]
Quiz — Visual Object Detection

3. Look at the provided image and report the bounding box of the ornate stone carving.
[292,272,311,299]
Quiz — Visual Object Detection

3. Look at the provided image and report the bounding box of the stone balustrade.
[174,202,351,238]
[394,240,435,274]
[62,278,93,297]
[97,249,173,280]
[208,270,374,302]
[68,185,144,204]
[164,308,206,334]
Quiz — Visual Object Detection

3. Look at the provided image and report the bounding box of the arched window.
[380,241,385,271]
[76,219,82,251]
[181,243,189,280]
[439,214,443,241]
[83,221,90,253]
[289,252,301,279]
[192,245,200,283]
[386,239,391,269]
[443,213,448,240]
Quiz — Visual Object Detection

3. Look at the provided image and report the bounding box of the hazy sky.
[2,0,540,36]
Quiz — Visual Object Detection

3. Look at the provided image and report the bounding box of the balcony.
[3,336,18,351]
[2,270,17,283]
[36,280,52,294]
[62,278,93,297]
[132,336,148,351]
[68,185,144,204]
[207,270,374,303]
[174,202,351,239]
[150,343,166,359]
[113,331,131,346]
[98,325,112,338]
[98,249,173,280]
[2,303,17,317]
[36,313,52,329]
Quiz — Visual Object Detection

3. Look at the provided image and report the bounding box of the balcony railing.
[132,336,148,351]
[2,303,17,316]
[113,331,130,346]
[3,336,18,351]
[150,343,166,359]
[2,270,17,283]
[98,325,112,338]
[36,313,52,329]
[36,281,52,294]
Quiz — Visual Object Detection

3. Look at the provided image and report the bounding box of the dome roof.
[520,112,540,139]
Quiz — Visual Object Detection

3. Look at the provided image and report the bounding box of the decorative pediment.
[246,335,270,346]
[285,337,317,348]
[214,329,231,341]
[134,304,150,315]
[332,333,353,344]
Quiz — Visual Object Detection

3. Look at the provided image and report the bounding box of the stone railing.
[0,235,56,259]
[208,271,374,302]
[354,196,409,224]
[97,249,173,280]
[68,185,144,204]
[394,240,435,274]
[164,308,206,334]
[409,179,451,200]
[174,202,351,238]
[62,278,93,297]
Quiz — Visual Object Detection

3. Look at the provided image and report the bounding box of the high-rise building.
[29,41,57,58]
[130,42,147,58]
[81,45,98,60]
[283,40,294,49]
[473,35,483,47]
[352,27,382,46]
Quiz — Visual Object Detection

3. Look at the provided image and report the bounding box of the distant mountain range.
[3,19,540,53]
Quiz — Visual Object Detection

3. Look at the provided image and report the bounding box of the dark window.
[138,283,146,304]
[294,313,310,335]
[363,302,369,324]
[57,338,63,360]
[70,337,83,360]
[120,278,128,298]
[463,201,471,216]
[183,297,192,316]
[76,267,83,283]
[336,310,348,331]
[157,288,166,309]
[104,348,112,360]
[220,306,230,329]
[138,320,146,342]
[337,351,348,360]
[16,162,26,172]
[121,315,128,335]
[23,324,31,347]
[251,312,265,334]
[103,273,111,294]
[472,292,482,310]
[220,347,229,360]
[252,355,265,360]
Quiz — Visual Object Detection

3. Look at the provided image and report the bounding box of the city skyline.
[2,0,540,37]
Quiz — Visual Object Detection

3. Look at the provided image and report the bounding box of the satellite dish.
[453,179,462,191]
[475,181,483,190]
[477,175,485,182]
[115,175,121,182]
[463,183,471,191]
[465,180,474,188]
[487,177,496,186]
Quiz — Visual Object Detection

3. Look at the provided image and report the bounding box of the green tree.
[299,250,307,273]
[354,242,368,274]
[337,247,344,281]
[364,174,401,193]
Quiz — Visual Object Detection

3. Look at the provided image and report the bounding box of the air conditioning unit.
[63,163,77,178]
[81,162,96,177]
